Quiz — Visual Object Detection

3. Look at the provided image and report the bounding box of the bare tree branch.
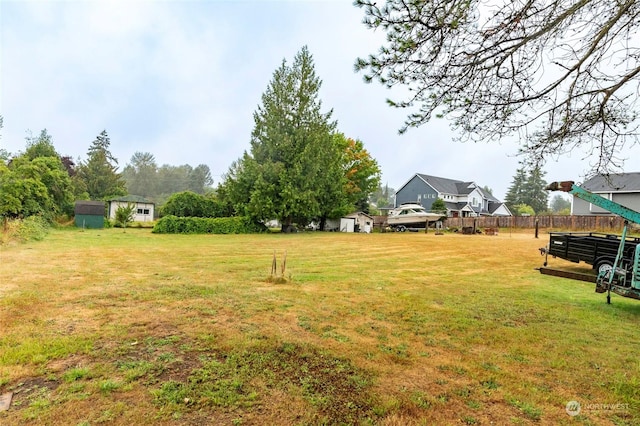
[354,0,640,174]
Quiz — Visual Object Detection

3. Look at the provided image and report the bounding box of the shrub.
[431,198,447,215]
[160,192,229,218]
[18,216,49,241]
[114,203,135,228]
[1,216,50,244]
[161,192,204,217]
[152,216,267,234]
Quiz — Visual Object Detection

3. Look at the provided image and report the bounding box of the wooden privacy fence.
[444,215,629,232]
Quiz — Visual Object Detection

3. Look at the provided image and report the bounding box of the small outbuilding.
[341,212,375,233]
[108,195,155,222]
[74,200,106,229]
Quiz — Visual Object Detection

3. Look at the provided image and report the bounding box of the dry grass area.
[1,228,639,425]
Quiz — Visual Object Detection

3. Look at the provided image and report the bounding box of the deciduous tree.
[122,152,158,198]
[0,162,49,220]
[24,129,58,160]
[513,203,535,216]
[355,0,640,173]
[188,164,213,194]
[114,203,135,228]
[0,155,73,220]
[334,133,381,213]
[161,191,227,218]
[431,198,447,215]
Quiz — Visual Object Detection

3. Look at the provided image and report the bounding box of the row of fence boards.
[371,215,633,232]
[442,215,627,232]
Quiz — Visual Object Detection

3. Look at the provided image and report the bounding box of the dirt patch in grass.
[46,354,92,373]
[149,339,378,424]
[3,376,60,415]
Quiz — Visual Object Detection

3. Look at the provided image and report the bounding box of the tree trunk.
[281,216,296,233]
[319,216,327,231]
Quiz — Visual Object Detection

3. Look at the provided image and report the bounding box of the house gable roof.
[488,201,512,215]
[108,195,154,204]
[444,201,475,211]
[582,172,640,192]
[415,174,465,195]
[414,174,501,201]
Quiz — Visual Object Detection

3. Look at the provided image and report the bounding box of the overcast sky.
[2,0,638,201]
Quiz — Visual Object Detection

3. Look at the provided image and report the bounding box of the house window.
[137,208,150,215]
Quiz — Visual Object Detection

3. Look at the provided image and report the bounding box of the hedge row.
[151,215,267,234]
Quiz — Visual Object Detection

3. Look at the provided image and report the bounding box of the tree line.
[1,129,123,222]
[1,47,383,232]
[0,127,216,222]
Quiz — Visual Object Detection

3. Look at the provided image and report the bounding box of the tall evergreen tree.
[524,167,548,215]
[88,130,118,164]
[314,133,350,230]
[223,46,338,231]
[76,130,126,200]
[504,168,528,214]
[505,167,549,215]
[372,183,395,208]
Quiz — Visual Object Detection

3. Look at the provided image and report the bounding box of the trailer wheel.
[397,225,406,232]
[595,259,614,276]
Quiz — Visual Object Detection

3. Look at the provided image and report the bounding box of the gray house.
[573,173,640,215]
[395,174,511,217]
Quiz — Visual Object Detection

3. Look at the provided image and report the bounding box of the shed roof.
[345,211,374,220]
[108,195,154,204]
[582,172,640,192]
[75,200,106,215]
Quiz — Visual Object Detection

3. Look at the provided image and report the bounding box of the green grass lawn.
[1,228,639,425]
